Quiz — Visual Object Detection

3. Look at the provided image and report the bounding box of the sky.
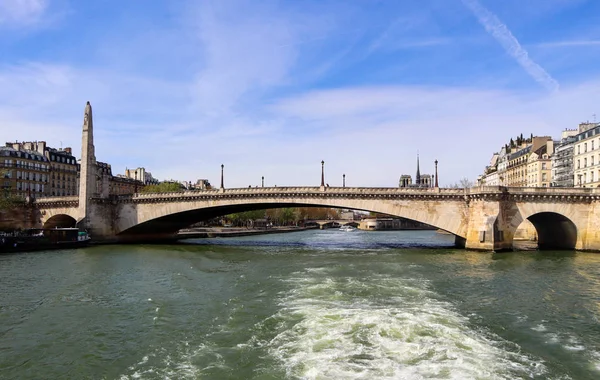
[0,0,599,188]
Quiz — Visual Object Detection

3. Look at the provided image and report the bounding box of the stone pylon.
[78,101,97,227]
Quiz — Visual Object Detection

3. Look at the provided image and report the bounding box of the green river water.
[1,230,600,379]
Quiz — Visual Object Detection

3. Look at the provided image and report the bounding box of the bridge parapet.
[120,186,470,204]
[469,186,600,202]
[34,196,79,207]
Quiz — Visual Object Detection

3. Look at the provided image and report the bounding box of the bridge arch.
[525,212,578,250]
[115,190,470,242]
[43,214,77,229]
[505,202,583,251]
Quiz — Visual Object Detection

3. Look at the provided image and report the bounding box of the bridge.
[29,102,600,252]
[34,185,600,251]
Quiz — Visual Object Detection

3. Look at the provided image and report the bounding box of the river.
[1,230,600,379]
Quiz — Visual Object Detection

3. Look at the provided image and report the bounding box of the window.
[593,157,595,166]
[585,143,588,152]
[593,141,595,150]
[578,160,581,169]
[585,158,587,167]
[578,145,581,154]
[592,172,595,182]
[542,163,546,170]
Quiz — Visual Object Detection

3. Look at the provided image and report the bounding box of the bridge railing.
[125,186,469,199]
[34,195,79,203]
[473,186,600,195]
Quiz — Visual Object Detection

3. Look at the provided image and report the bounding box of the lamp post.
[262,176,264,187]
[321,160,325,187]
[434,160,439,188]
[134,170,138,193]
[343,173,346,188]
[220,164,224,189]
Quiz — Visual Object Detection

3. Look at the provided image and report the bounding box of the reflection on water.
[1,230,599,379]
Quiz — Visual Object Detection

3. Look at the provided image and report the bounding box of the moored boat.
[0,228,91,254]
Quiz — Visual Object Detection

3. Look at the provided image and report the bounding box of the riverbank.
[178,226,317,239]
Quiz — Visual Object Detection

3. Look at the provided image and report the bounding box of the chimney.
[37,141,46,154]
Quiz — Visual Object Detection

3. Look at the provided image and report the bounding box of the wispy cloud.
[461,0,560,92]
[367,14,449,55]
[1,0,598,187]
[0,0,48,26]
[536,40,600,48]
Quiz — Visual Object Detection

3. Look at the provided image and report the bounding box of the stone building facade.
[573,122,600,187]
[479,136,554,187]
[4,141,78,196]
[124,167,159,185]
[1,145,50,197]
[551,129,578,187]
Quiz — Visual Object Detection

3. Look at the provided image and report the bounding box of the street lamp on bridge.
[262,176,264,187]
[343,173,346,188]
[321,160,325,187]
[220,164,224,189]
[434,160,439,188]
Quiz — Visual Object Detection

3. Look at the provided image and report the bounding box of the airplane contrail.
[462,0,559,92]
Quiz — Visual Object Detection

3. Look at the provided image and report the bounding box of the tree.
[0,168,23,211]
[140,182,183,193]
[225,210,266,227]
[449,177,474,188]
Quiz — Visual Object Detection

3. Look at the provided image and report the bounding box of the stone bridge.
[29,102,600,252]
[33,185,600,251]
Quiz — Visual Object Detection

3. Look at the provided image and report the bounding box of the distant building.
[551,129,578,187]
[340,211,355,220]
[478,135,554,187]
[5,141,78,196]
[525,140,554,187]
[573,122,600,187]
[399,155,434,188]
[399,175,412,187]
[78,160,145,196]
[1,145,50,198]
[358,217,434,230]
[124,167,159,185]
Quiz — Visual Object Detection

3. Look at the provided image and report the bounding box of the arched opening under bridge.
[43,214,77,229]
[117,203,462,246]
[514,212,577,251]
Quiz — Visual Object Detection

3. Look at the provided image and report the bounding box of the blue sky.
[1,0,599,187]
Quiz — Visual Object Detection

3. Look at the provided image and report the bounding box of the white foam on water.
[266,270,548,380]
[118,343,220,379]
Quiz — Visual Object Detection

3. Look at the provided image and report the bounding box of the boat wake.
[265,269,548,379]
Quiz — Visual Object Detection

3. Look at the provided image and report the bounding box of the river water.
[1,230,600,379]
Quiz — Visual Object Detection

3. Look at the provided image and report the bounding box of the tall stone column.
[78,101,97,227]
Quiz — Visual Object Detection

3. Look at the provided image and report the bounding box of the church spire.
[416,152,421,185]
